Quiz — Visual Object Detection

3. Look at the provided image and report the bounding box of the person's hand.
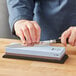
[14,20,41,46]
[61,26,76,46]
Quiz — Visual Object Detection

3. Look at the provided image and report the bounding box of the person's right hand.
[14,20,41,46]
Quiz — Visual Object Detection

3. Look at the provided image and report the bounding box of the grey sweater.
[7,0,76,40]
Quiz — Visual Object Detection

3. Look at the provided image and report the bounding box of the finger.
[31,21,41,42]
[68,30,76,46]
[75,40,76,46]
[16,29,26,44]
[61,29,71,46]
[21,25,32,44]
[26,22,36,43]
[59,37,61,39]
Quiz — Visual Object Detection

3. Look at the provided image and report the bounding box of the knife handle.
[56,39,68,44]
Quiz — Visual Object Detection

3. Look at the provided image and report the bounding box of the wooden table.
[0,38,76,76]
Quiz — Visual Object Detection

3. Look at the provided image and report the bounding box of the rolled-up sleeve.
[7,0,35,34]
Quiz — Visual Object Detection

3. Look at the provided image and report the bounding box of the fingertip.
[64,43,67,47]
[37,36,40,43]
[61,41,67,46]
[27,39,32,44]
[58,37,61,39]
[19,36,26,44]
[68,38,74,46]
[75,42,76,46]
[70,42,74,46]
[21,37,26,44]
[22,43,28,46]
[61,38,67,46]
[22,40,26,44]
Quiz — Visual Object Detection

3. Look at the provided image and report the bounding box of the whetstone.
[3,43,68,64]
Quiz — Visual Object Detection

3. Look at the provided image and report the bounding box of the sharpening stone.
[3,43,68,64]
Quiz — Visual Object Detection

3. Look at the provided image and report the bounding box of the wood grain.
[0,38,76,76]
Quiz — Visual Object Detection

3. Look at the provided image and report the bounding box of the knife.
[34,39,68,46]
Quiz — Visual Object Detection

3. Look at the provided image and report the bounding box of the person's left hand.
[61,26,76,46]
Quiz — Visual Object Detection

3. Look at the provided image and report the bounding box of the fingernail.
[37,39,40,43]
[65,44,67,47]
[23,41,26,44]
[75,42,76,46]
[36,41,39,43]
[63,43,67,47]
[22,43,27,46]
[72,43,74,46]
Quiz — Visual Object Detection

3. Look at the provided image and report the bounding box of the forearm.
[7,0,35,34]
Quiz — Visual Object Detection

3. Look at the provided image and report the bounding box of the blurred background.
[0,0,15,38]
